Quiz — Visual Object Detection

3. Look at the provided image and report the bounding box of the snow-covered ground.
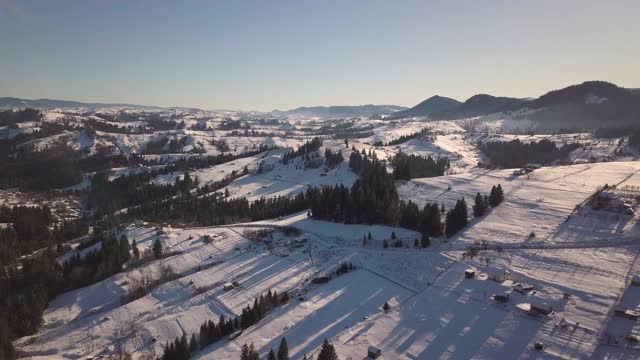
[10,107,640,360]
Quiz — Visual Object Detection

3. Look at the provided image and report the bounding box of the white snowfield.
[10,107,640,360]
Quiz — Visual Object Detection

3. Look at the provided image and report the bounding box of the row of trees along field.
[479,139,581,168]
[121,148,503,243]
[161,290,290,360]
[238,338,339,360]
[0,224,134,360]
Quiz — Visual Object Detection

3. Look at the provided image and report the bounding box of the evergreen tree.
[496,184,504,204]
[153,238,163,259]
[473,193,489,217]
[445,198,469,238]
[277,337,290,360]
[421,233,430,248]
[391,231,397,240]
[131,239,140,259]
[316,339,339,360]
[189,333,198,352]
[240,343,260,360]
[489,184,505,207]
[0,319,16,360]
[119,234,130,262]
[268,348,277,360]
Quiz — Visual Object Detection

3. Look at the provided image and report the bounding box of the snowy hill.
[389,95,461,119]
[5,91,640,360]
[271,104,407,119]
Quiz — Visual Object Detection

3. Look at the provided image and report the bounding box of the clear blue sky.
[1,0,638,111]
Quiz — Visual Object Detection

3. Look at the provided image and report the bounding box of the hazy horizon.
[2,0,639,111]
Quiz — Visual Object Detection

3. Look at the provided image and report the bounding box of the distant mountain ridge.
[389,96,461,119]
[518,81,640,129]
[431,94,527,120]
[272,104,407,118]
[394,80,639,129]
[0,97,170,111]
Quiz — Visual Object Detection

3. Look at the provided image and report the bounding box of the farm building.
[494,290,511,303]
[464,269,476,279]
[513,282,534,294]
[530,300,553,315]
[367,346,382,359]
[223,283,235,291]
[613,307,640,321]
[486,267,512,282]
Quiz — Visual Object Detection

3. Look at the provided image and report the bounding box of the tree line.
[479,139,581,168]
[0,226,129,359]
[390,152,449,180]
[282,137,323,164]
[161,289,290,360]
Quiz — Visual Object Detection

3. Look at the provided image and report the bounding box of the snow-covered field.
[9,107,640,360]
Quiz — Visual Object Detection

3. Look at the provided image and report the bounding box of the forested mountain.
[388,96,461,119]
[430,94,527,120]
[517,81,640,129]
[0,97,168,111]
[272,104,406,118]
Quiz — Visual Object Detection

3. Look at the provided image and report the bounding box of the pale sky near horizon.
[1,0,638,111]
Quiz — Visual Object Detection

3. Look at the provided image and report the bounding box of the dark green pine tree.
[131,239,140,260]
[316,338,339,360]
[153,238,163,259]
[495,184,504,204]
[489,184,504,207]
[189,333,198,352]
[119,234,130,262]
[277,337,289,360]
[268,348,277,360]
[240,343,260,360]
[421,233,430,248]
[473,192,488,217]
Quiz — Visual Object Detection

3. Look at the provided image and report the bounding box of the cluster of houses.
[590,189,636,215]
[464,266,553,316]
[612,275,640,322]
[512,163,542,176]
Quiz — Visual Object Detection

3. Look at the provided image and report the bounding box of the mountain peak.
[389,95,461,119]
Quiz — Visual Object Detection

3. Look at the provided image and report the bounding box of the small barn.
[486,267,511,282]
[223,283,235,291]
[464,269,476,279]
[367,346,382,359]
[614,307,640,321]
[530,300,553,315]
[513,282,534,294]
[494,290,511,303]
